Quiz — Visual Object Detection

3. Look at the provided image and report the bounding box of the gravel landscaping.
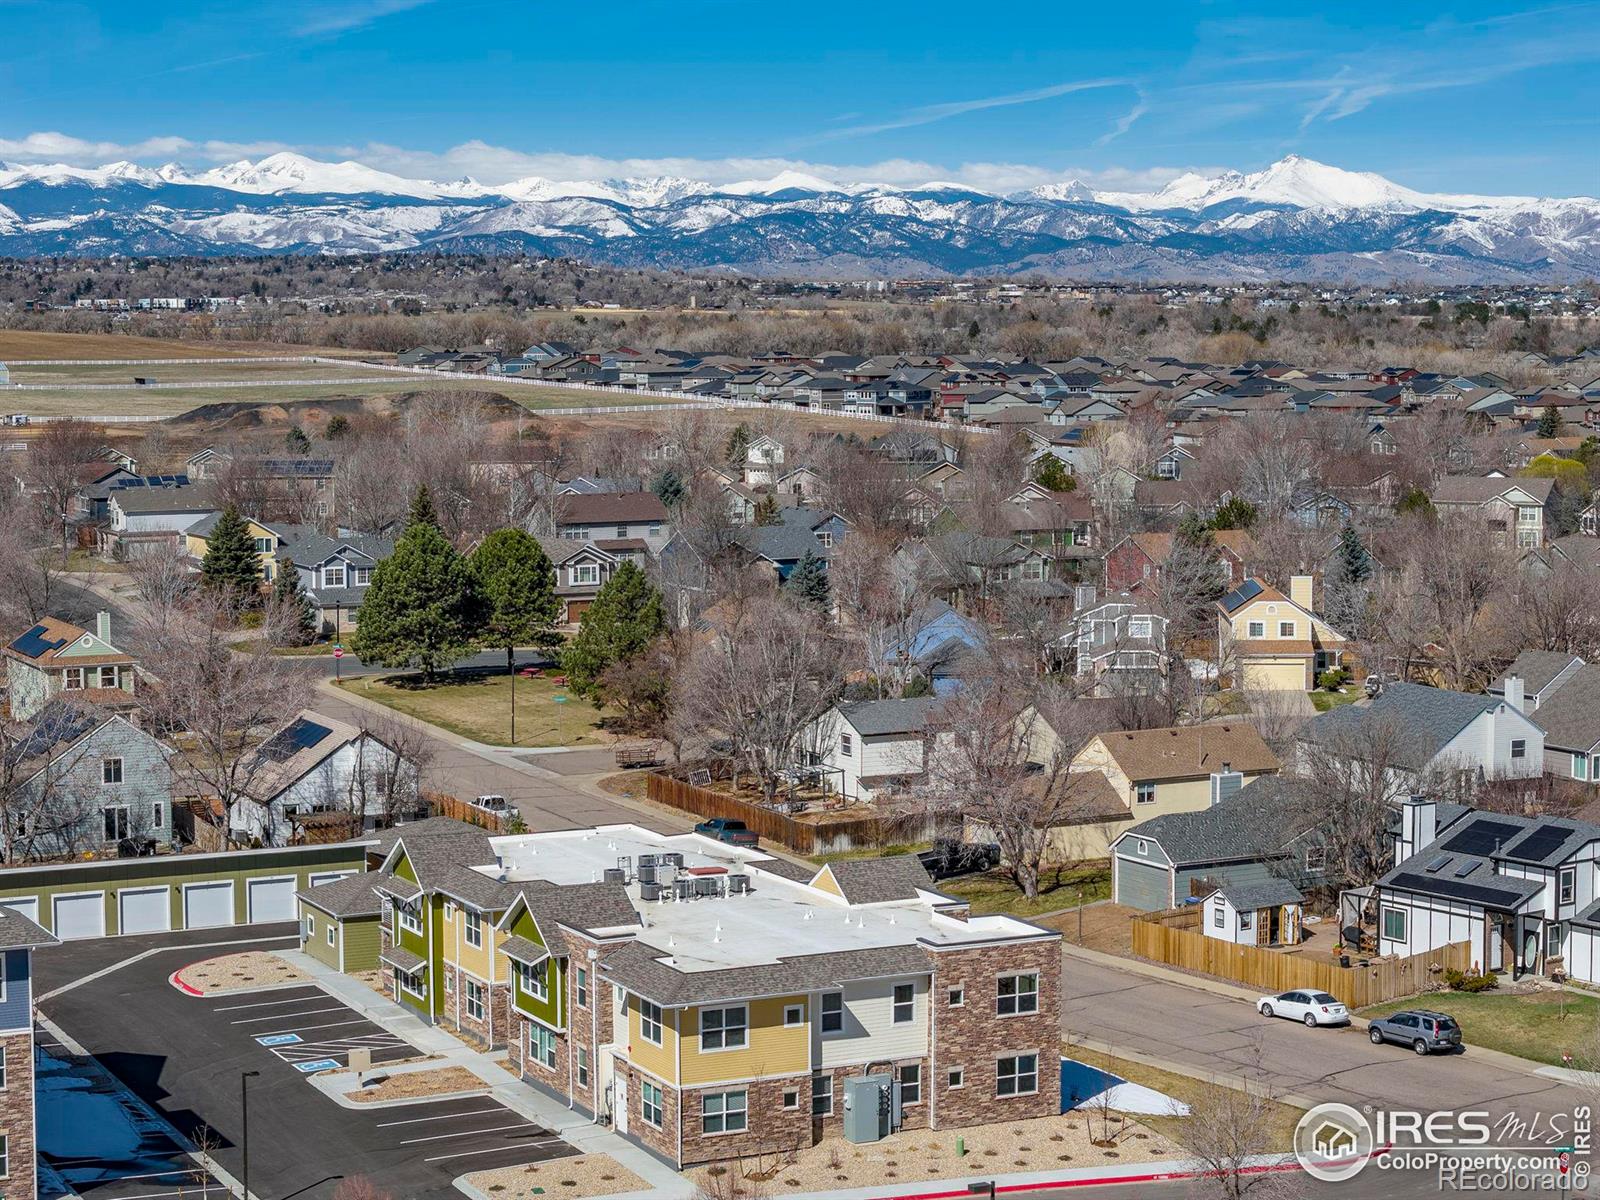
[464,1153,643,1198]
[347,1065,487,1103]
[175,951,308,994]
[691,1112,1185,1195]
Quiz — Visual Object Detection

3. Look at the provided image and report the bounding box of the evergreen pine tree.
[651,468,685,508]
[1032,456,1073,492]
[285,425,311,455]
[753,494,781,525]
[325,415,350,440]
[562,562,665,700]
[785,550,831,610]
[469,528,560,675]
[1336,524,1371,584]
[350,486,480,679]
[199,504,262,601]
[724,423,750,465]
[1538,404,1562,438]
[273,558,318,646]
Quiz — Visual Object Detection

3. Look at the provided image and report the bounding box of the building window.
[517,960,547,1003]
[99,665,119,687]
[899,1063,921,1104]
[465,980,485,1022]
[702,1089,748,1135]
[648,524,661,538]
[398,901,423,936]
[812,1074,833,1116]
[892,983,914,1024]
[530,1023,556,1068]
[839,731,853,756]
[443,971,454,996]
[639,998,663,1045]
[947,986,964,1007]
[64,667,84,690]
[102,757,124,785]
[615,524,629,540]
[326,924,337,947]
[820,992,843,1034]
[947,1066,964,1089]
[1304,846,1326,872]
[1213,904,1225,928]
[1560,868,1576,906]
[102,805,129,842]
[1128,617,1152,639]
[641,1080,664,1128]
[397,968,425,998]
[573,564,599,586]
[1135,783,1156,805]
[577,1047,589,1088]
[304,914,314,939]
[0,1132,9,1177]
[1136,839,1148,855]
[1548,922,1566,959]
[997,1054,1039,1097]
[151,802,163,829]
[996,973,1039,1016]
[576,966,588,1008]
[323,565,346,588]
[254,537,274,554]
[1239,910,1253,930]
[352,567,372,586]
[783,1003,804,1027]
[464,910,483,948]
[700,1005,748,1051]
[817,530,834,549]
[1511,739,1527,760]
[1246,620,1265,638]
[1278,621,1295,638]
[1574,753,1590,781]
[1382,907,1407,941]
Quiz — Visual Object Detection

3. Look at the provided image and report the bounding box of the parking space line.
[93,1190,193,1200]
[230,1006,348,1025]
[399,1122,537,1145]
[376,1107,506,1127]
[212,991,324,1012]
[259,1019,371,1036]
[105,1169,191,1180]
[422,1139,567,1164]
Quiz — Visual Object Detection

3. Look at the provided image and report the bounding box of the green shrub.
[1443,967,1498,992]
[1318,668,1349,691]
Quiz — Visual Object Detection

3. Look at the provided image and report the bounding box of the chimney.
[95,610,111,643]
[1289,575,1315,612]
[1401,795,1437,856]
[1503,674,1525,713]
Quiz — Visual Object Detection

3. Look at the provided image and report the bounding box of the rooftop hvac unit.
[602,868,627,885]
[727,874,750,894]
[661,852,685,868]
[695,876,721,898]
[640,881,663,902]
[674,876,696,901]
[637,865,658,885]
[638,853,657,868]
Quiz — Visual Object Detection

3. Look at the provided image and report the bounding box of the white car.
[1258,990,1349,1027]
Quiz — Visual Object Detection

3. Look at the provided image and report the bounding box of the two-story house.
[806,697,934,802]
[186,517,392,629]
[741,435,785,487]
[1062,593,1171,684]
[555,492,670,554]
[1430,475,1555,549]
[541,537,637,624]
[3,613,137,721]
[1216,576,1349,693]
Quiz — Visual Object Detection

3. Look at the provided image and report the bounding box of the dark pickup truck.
[694,818,759,848]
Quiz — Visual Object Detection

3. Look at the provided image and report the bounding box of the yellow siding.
[627,998,680,1085]
[679,996,810,1085]
[1070,739,1134,806]
[445,905,505,982]
[811,866,844,898]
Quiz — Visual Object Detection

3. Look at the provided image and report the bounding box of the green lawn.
[60,549,129,574]
[1310,689,1362,713]
[1360,988,1600,1066]
[338,672,613,748]
[941,863,1112,917]
[808,842,931,866]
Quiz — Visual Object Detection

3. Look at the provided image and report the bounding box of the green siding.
[0,843,367,936]
[301,906,341,970]
[342,916,380,971]
[512,957,565,1029]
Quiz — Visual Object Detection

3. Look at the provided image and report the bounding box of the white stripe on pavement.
[399,1122,537,1145]
[377,1108,505,1127]
[230,1006,348,1025]
[212,991,322,1012]
[39,934,298,1001]
[258,1019,371,1036]
[422,1140,567,1164]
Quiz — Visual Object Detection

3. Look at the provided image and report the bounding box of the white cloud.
[296,0,436,37]
[791,78,1132,146]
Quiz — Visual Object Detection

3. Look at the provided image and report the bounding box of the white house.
[806,697,934,803]
[1201,880,1304,947]
[742,434,786,487]
[231,711,413,846]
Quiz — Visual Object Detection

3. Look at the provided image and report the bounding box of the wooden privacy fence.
[1131,917,1471,1008]
[646,773,940,856]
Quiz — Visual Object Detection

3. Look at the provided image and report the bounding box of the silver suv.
[1368,1009,1463,1055]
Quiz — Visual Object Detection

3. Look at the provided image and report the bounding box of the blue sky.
[2,0,1597,194]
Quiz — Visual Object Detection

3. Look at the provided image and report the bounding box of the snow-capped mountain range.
[1,152,1595,281]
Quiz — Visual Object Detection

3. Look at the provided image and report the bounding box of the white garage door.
[0,897,39,925]
[309,871,356,889]
[247,877,296,924]
[54,892,106,940]
[118,887,171,935]
[183,882,235,930]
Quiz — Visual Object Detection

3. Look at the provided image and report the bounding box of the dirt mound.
[165,388,527,433]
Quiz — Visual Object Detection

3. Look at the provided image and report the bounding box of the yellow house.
[184,511,283,583]
[1216,576,1349,692]
[1069,722,1280,833]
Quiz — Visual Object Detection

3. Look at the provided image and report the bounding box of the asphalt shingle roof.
[822,855,936,904]
[1126,777,1322,864]
[1213,878,1304,911]
[1491,650,1582,699]
[836,698,938,738]
[1301,683,1501,772]
[0,904,58,950]
[1095,724,1279,782]
[296,872,382,919]
[1529,665,1600,752]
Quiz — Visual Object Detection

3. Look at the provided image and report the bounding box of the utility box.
[843,1074,893,1144]
[348,1047,373,1074]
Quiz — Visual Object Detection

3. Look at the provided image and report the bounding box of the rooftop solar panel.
[1505,825,1571,864]
[1389,872,1533,910]
[1441,819,1524,858]
[11,625,66,658]
[1219,580,1264,613]
[261,717,334,762]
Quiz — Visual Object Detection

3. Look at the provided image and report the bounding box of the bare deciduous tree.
[1180,1042,1296,1200]
[23,418,105,554]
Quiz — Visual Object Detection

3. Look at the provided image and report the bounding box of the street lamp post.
[240,1069,260,1200]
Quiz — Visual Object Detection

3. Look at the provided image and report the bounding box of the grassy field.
[942,863,1113,917]
[1360,987,1600,1066]
[0,331,374,360]
[338,672,614,747]
[8,360,392,385]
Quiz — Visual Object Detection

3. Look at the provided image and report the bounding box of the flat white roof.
[483,824,1042,973]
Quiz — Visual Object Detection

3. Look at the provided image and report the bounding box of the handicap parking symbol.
[256,1034,302,1047]
[294,1058,341,1073]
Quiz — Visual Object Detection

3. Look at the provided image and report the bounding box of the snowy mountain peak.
[193,152,459,198]
[1016,179,1097,203]
[721,171,852,196]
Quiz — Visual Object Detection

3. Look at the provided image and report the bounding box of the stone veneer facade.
[0,1030,37,1200]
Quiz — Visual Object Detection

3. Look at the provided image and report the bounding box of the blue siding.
[0,950,32,1031]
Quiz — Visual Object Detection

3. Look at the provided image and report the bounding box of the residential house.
[555,492,671,554]
[297,872,383,973]
[806,697,934,802]
[0,908,58,1200]
[228,711,414,847]
[741,435,786,487]
[1216,577,1349,693]
[1487,651,1586,712]
[104,482,218,558]
[1110,777,1327,911]
[1493,662,1600,785]
[1105,531,1253,594]
[1298,681,1545,795]
[876,600,985,696]
[185,516,391,628]
[4,613,136,721]
[1430,475,1555,549]
[543,538,633,624]
[1061,593,1170,683]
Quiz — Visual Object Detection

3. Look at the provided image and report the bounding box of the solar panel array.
[1441,818,1524,858]
[261,717,334,762]
[1504,825,1572,864]
[1389,871,1531,909]
[1219,580,1264,613]
[110,474,189,490]
[11,624,66,658]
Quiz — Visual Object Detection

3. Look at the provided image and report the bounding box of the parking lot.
[35,927,573,1199]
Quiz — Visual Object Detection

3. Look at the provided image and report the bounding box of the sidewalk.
[278,947,697,1199]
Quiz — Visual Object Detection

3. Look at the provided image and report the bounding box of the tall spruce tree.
[272,558,318,646]
[350,485,479,679]
[562,561,665,701]
[651,468,685,508]
[469,528,560,674]
[199,504,262,601]
[1537,404,1562,438]
[785,550,831,610]
[1335,524,1372,584]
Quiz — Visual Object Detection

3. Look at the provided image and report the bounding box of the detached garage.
[53,892,107,940]
[118,886,172,935]
[183,881,236,929]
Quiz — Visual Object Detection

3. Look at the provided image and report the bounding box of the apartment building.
[363,822,1060,1167]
